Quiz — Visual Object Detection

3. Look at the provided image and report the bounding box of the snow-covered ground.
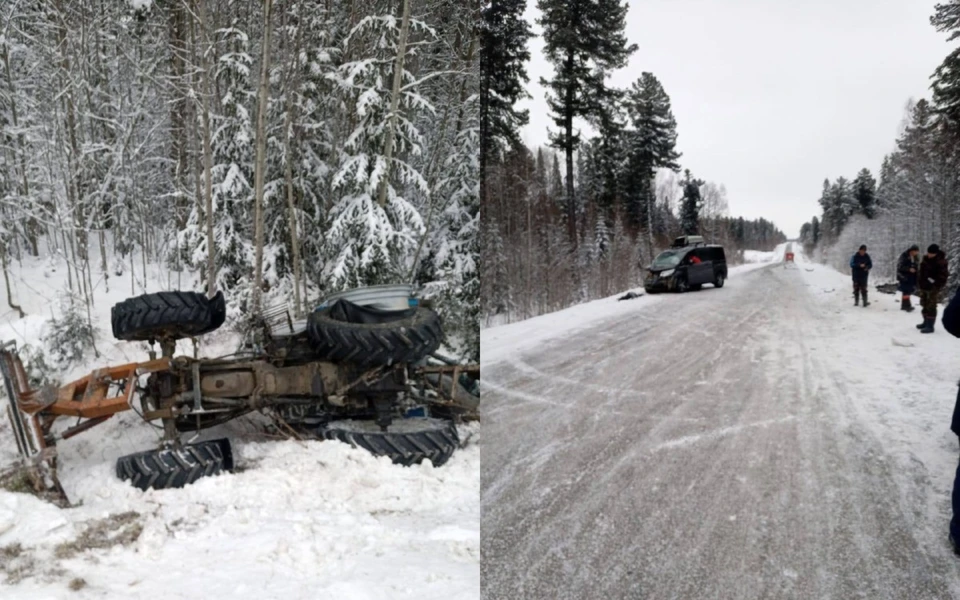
[743,249,777,263]
[0,247,479,599]
[481,242,960,599]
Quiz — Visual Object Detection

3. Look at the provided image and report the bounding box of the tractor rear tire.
[116,438,233,491]
[322,418,458,467]
[111,291,226,342]
[306,305,442,366]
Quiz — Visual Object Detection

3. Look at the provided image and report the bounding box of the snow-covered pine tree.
[323,10,437,290]
[852,168,877,219]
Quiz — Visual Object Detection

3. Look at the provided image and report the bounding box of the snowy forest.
[0,0,479,360]
[480,0,784,323]
[799,2,960,298]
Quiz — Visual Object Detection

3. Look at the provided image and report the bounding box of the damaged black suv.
[644,236,727,293]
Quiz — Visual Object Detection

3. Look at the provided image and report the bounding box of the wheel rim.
[677,278,688,292]
[717,276,724,286]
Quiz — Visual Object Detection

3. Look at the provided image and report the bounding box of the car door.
[687,249,713,285]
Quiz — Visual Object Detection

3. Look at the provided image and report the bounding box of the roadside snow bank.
[482,258,777,365]
[743,250,776,263]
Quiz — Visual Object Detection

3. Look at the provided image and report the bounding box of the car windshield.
[652,250,682,269]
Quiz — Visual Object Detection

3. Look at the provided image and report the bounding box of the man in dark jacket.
[897,245,920,312]
[942,289,960,553]
[917,244,949,333]
[849,244,872,307]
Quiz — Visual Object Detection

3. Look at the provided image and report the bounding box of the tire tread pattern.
[322,420,458,467]
[306,306,442,366]
[116,438,233,491]
[111,291,226,342]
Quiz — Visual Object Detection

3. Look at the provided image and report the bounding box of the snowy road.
[481,251,960,599]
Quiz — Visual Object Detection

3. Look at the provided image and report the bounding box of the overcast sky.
[518,0,951,239]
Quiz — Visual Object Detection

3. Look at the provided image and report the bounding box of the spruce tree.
[480,0,532,172]
[678,169,704,235]
[538,0,637,247]
[622,72,681,233]
[852,168,877,218]
[590,93,627,224]
[931,1,960,126]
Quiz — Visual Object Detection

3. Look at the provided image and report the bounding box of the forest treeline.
[799,2,960,297]
[480,0,784,324]
[0,0,479,360]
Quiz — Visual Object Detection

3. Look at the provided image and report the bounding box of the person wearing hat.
[896,244,920,311]
[917,243,950,333]
[849,244,872,307]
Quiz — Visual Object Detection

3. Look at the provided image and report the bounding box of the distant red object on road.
[785,252,795,262]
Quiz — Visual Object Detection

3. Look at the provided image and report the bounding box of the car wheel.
[675,277,689,293]
[714,274,725,288]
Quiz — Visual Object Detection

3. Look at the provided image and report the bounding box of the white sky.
[518,0,951,238]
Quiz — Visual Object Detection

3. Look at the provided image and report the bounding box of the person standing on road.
[850,244,872,307]
[917,244,949,333]
[941,288,960,553]
[897,244,920,312]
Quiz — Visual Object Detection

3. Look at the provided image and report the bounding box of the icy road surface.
[482,248,960,599]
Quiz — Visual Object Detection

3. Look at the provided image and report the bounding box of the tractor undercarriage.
[0,288,479,499]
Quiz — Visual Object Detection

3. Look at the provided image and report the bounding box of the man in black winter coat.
[918,244,950,333]
[897,245,920,312]
[849,245,872,307]
[942,289,960,553]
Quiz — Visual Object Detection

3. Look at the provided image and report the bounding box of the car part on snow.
[306,300,443,366]
[116,438,233,491]
[1,286,476,498]
[617,291,643,301]
[714,274,725,288]
[111,291,226,347]
[322,418,459,467]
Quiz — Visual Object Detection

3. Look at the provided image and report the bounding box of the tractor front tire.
[322,418,459,467]
[111,291,226,342]
[116,438,233,491]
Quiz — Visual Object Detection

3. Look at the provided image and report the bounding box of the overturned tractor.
[1,286,479,496]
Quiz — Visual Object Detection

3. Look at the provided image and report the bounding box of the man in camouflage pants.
[849,244,872,307]
[917,243,949,334]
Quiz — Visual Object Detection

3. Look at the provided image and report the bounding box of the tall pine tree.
[932,1,960,127]
[678,169,703,235]
[852,168,877,219]
[622,72,681,234]
[538,0,636,247]
[480,0,532,174]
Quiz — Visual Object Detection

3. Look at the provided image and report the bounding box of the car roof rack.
[670,235,706,248]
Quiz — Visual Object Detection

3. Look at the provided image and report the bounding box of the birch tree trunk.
[377,0,411,207]
[251,0,274,315]
[196,0,217,297]
[283,90,304,316]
